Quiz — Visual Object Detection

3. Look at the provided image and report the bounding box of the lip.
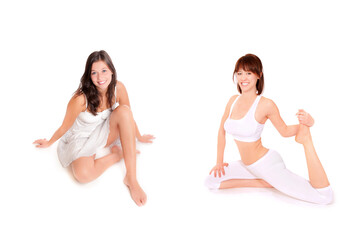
[241,82,249,86]
[98,80,106,85]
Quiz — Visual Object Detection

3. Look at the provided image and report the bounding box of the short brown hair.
[233,54,264,95]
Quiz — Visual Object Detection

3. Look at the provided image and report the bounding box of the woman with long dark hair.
[34,50,154,206]
[205,54,333,204]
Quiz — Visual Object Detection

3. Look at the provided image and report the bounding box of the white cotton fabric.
[224,95,264,142]
[57,89,119,168]
[205,149,334,205]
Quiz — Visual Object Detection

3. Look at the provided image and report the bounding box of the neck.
[240,90,257,99]
[97,88,107,97]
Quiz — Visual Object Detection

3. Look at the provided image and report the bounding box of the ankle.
[302,138,314,148]
[124,175,138,184]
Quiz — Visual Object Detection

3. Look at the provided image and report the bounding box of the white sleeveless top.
[57,88,119,167]
[224,95,264,142]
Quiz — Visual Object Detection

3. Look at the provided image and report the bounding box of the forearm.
[216,130,226,164]
[282,124,299,137]
[48,127,67,146]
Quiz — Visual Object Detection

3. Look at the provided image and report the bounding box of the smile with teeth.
[241,82,249,86]
[98,80,106,85]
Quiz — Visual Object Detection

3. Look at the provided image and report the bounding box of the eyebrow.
[91,67,108,71]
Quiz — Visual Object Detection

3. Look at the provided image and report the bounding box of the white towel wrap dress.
[57,92,119,168]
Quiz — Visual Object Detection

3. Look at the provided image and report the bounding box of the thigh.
[71,155,96,173]
[205,160,258,189]
[213,161,257,181]
[105,105,133,147]
[248,151,330,204]
[224,161,258,180]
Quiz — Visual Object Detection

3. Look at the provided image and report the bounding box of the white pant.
[205,149,333,205]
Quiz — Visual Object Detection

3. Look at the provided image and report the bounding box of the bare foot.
[123,177,147,206]
[295,124,312,144]
[111,145,123,162]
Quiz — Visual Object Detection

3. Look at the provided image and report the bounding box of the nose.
[239,74,246,81]
[99,72,106,81]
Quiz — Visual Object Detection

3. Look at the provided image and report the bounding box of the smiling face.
[90,61,113,91]
[236,69,259,93]
[233,54,264,95]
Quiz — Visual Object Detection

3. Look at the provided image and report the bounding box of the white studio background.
[1,0,359,239]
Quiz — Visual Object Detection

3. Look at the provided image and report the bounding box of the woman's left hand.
[137,134,155,143]
[296,109,314,127]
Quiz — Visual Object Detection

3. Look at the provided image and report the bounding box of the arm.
[33,94,85,148]
[216,110,228,165]
[210,96,238,177]
[117,81,154,143]
[266,99,299,137]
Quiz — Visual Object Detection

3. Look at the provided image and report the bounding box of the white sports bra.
[224,95,265,142]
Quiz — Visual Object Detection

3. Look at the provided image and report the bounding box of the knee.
[114,105,132,117]
[204,174,221,190]
[72,167,94,184]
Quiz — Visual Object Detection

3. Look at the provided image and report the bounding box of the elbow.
[279,127,291,138]
[280,131,296,138]
[280,131,289,138]
[218,129,226,139]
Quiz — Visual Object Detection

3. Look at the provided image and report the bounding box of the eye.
[237,72,241,75]
[91,71,96,75]
[247,72,252,75]
[102,69,107,73]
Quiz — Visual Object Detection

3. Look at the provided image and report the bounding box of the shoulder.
[227,95,239,106]
[116,80,125,88]
[116,81,127,95]
[115,81,130,105]
[259,96,278,115]
[223,95,239,113]
[69,92,86,111]
[116,80,125,90]
[259,96,276,108]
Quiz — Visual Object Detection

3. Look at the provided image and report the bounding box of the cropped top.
[224,95,264,142]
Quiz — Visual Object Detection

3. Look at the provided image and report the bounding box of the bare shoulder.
[223,95,239,114]
[116,80,128,93]
[259,96,278,116]
[69,93,86,111]
[116,80,130,105]
[260,96,276,108]
[116,80,126,90]
[227,95,239,106]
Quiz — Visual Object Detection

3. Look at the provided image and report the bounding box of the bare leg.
[220,179,273,189]
[295,124,330,188]
[107,105,147,206]
[71,146,123,183]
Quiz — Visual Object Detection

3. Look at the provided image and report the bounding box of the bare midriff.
[235,138,269,165]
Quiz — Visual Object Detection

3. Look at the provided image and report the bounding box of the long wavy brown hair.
[75,50,117,115]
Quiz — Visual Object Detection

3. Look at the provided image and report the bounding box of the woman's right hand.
[33,139,51,148]
[209,162,229,178]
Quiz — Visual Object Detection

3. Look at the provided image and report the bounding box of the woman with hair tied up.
[34,50,154,206]
[205,54,333,204]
